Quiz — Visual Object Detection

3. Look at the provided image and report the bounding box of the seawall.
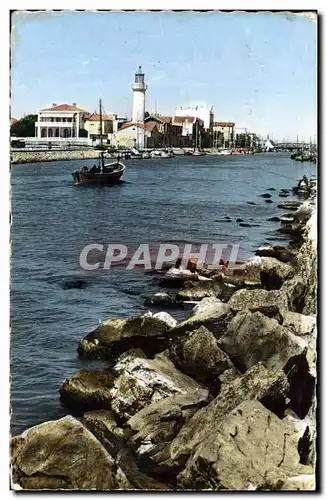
[11,149,100,165]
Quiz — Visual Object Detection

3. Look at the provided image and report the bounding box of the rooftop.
[87,113,115,121]
[118,121,146,131]
[172,116,197,124]
[144,121,159,132]
[214,121,235,127]
[40,104,88,113]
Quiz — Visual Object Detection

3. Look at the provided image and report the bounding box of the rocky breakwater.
[11,149,100,164]
[11,181,317,491]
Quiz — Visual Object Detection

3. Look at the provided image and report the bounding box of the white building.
[175,104,214,130]
[35,103,89,139]
[132,66,147,123]
[111,122,150,149]
[83,113,116,143]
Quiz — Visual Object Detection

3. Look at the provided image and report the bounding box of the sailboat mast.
[99,98,104,171]
[99,98,103,148]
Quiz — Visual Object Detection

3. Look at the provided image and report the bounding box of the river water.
[10,153,316,435]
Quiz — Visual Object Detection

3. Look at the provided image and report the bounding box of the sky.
[10,10,317,142]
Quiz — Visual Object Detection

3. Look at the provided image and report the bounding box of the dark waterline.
[10,153,316,435]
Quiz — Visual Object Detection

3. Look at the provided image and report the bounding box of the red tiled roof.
[40,104,88,112]
[87,113,114,121]
[158,116,172,123]
[10,118,18,125]
[144,121,159,133]
[118,121,146,131]
[172,116,196,124]
[214,122,235,127]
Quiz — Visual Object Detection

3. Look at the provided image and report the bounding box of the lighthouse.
[132,66,147,123]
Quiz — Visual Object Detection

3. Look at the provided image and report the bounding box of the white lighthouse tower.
[132,66,147,123]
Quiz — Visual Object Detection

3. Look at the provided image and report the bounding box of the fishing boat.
[192,149,206,156]
[217,149,232,155]
[72,99,126,186]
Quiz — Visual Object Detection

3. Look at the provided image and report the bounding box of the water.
[10,153,316,435]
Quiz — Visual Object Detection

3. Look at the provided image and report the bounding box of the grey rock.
[60,368,115,411]
[78,312,177,360]
[144,292,177,307]
[11,416,126,490]
[281,311,316,338]
[260,256,295,290]
[126,391,209,477]
[81,409,131,458]
[228,287,287,318]
[219,310,306,372]
[116,448,172,490]
[110,353,206,420]
[171,301,232,338]
[169,363,289,468]
[170,325,234,385]
[176,400,312,490]
[280,275,307,313]
[278,201,302,211]
[255,245,297,263]
[176,277,234,302]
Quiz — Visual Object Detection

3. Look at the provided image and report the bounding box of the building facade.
[175,105,214,130]
[111,122,150,149]
[83,113,115,143]
[35,103,89,139]
[212,122,235,148]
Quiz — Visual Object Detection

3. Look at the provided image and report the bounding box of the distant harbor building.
[83,112,116,143]
[111,122,149,149]
[212,122,235,148]
[35,103,89,139]
[132,66,147,123]
[175,105,214,130]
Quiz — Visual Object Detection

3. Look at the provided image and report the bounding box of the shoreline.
[11,148,274,165]
[11,149,101,165]
[11,177,317,491]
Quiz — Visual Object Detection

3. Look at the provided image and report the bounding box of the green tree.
[10,115,37,137]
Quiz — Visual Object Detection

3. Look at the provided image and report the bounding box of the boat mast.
[99,98,104,171]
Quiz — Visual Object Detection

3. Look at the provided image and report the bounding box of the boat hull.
[72,163,125,186]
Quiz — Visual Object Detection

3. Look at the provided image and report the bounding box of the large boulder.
[171,299,232,338]
[60,368,116,411]
[78,312,177,360]
[228,288,287,318]
[11,416,127,490]
[255,245,296,263]
[80,411,172,490]
[259,257,295,290]
[277,201,302,211]
[126,391,209,478]
[109,352,207,421]
[279,275,307,313]
[160,267,200,286]
[176,277,235,302]
[169,325,234,387]
[257,469,315,491]
[281,311,316,339]
[170,363,289,468]
[176,400,312,490]
[218,310,306,372]
[144,292,178,308]
[80,409,131,458]
[115,448,171,490]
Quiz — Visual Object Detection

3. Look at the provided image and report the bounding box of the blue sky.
[11,10,317,141]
